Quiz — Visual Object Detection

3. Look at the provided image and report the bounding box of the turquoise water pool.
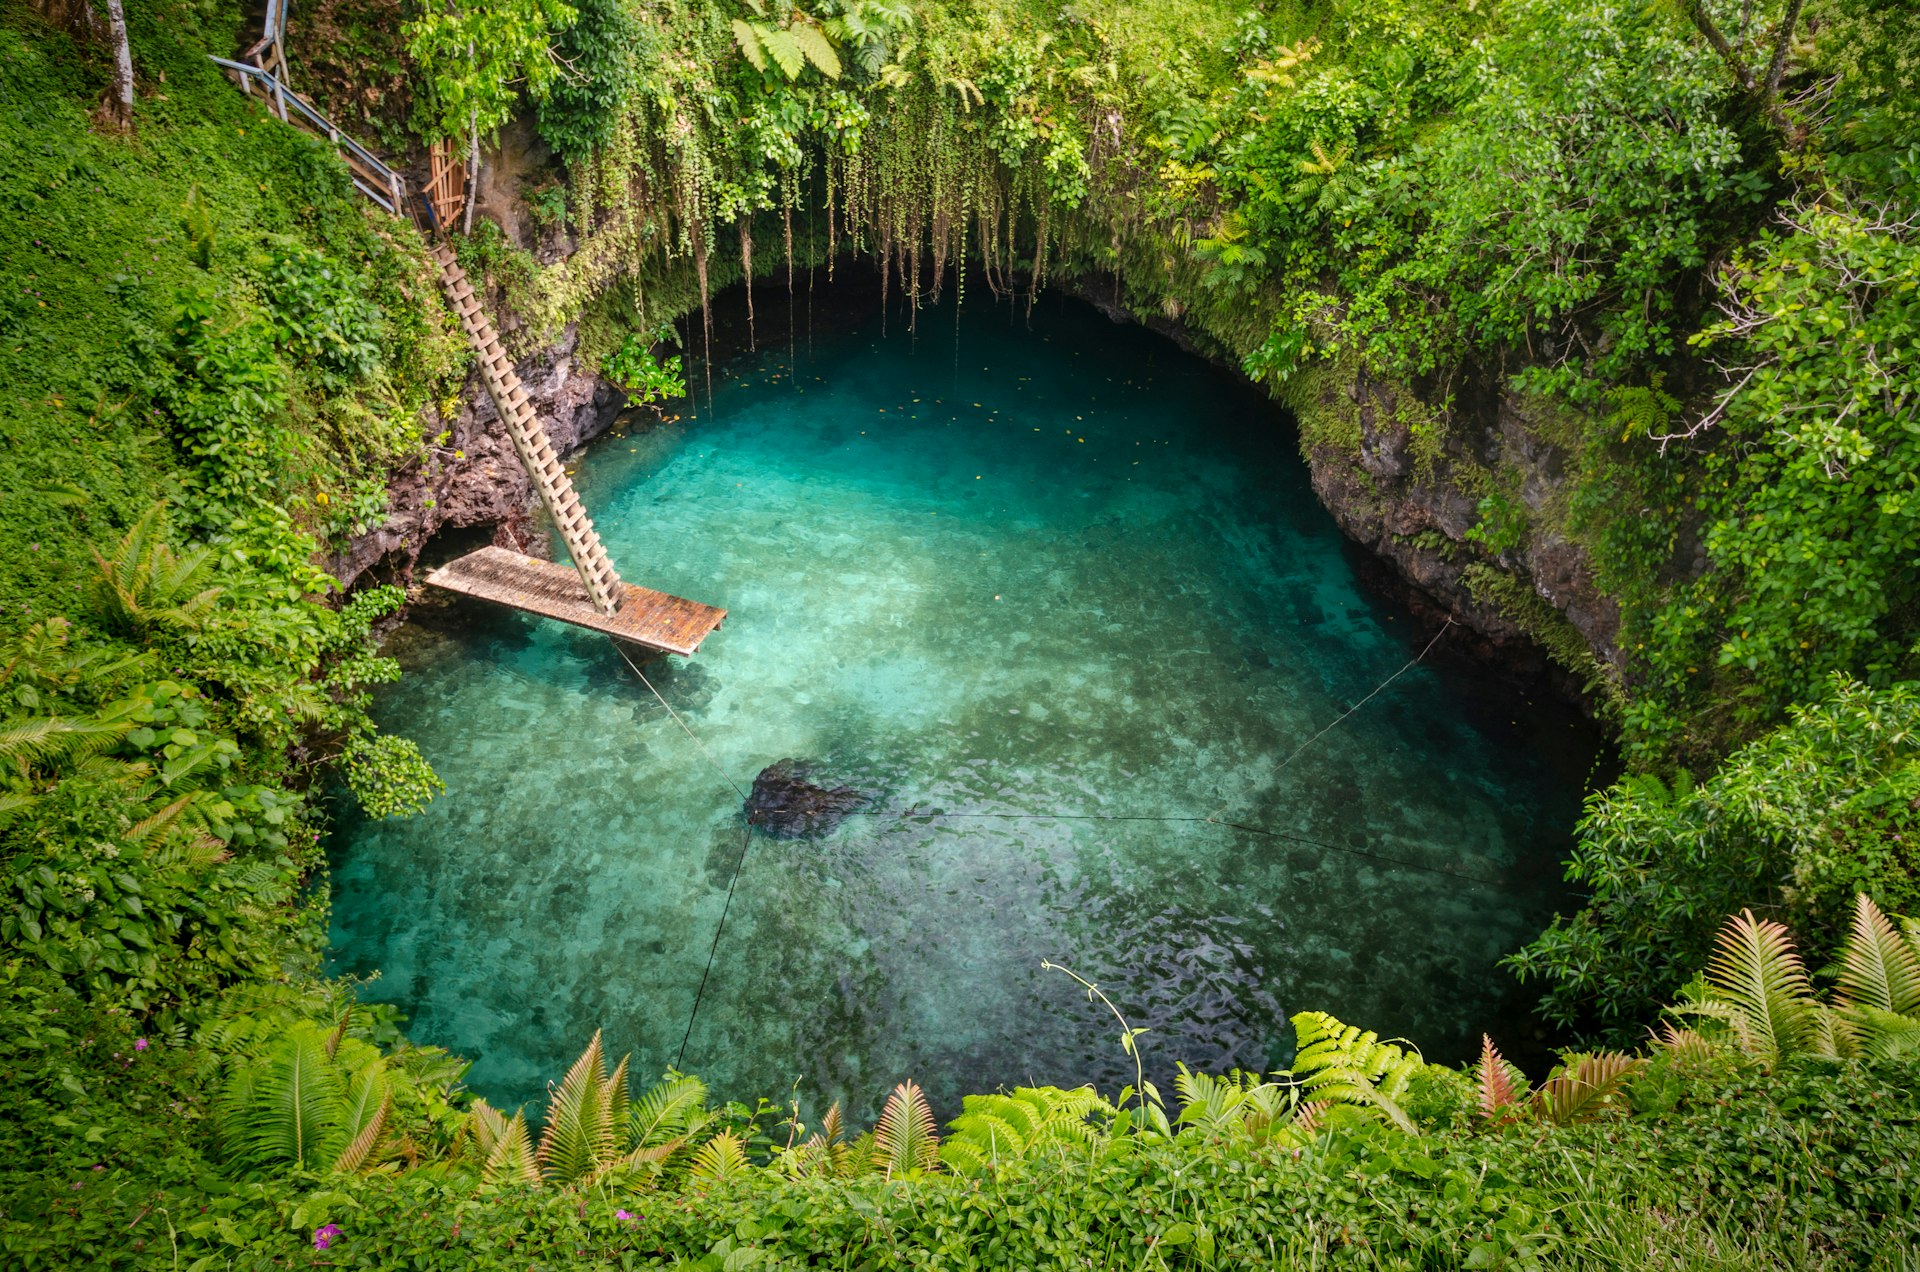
[328,289,1599,1120]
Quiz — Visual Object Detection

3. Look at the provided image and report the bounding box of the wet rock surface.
[1063,273,1622,710]
[328,318,632,590]
[745,760,866,838]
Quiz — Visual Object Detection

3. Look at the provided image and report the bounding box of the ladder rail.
[432,247,625,616]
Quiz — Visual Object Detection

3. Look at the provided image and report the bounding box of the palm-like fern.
[88,502,222,639]
[536,1030,621,1187]
[1833,893,1920,1015]
[630,1073,713,1155]
[1531,1053,1644,1126]
[512,1036,718,1190]
[1831,894,1920,1058]
[690,1130,750,1181]
[1476,1035,1642,1126]
[941,1085,1109,1174]
[1287,1011,1424,1134]
[872,1079,940,1177]
[1173,1066,1302,1146]
[1474,1035,1526,1123]
[468,1099,540,1186]
[1672,909,1834,1062]
[217,1021,394,1173]
[785,1101,861,1179]
[820,0,910,76]
[0,716,134,815]
[732,1,841,81]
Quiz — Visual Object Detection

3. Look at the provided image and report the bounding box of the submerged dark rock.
[746,760,865,838]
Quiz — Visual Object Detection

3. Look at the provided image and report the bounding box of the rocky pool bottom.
[329,286,1603,1122]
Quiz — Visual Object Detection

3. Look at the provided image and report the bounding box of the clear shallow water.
[329,291,1600,1120]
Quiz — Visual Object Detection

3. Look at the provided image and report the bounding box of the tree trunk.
[99,0,133,133]
[28,0,104,40]
[464,115,479,236]
[462,43,479,236]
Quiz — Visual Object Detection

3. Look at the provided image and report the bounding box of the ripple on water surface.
[329,291,1601,1119]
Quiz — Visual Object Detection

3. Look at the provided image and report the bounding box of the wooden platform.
[425,546,726,657]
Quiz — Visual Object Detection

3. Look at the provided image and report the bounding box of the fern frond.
[788,1101,854,1178]
[338,1059,388,1136]
[483,1111,541,1187]
[756,25,804,77]
[1530,1053,1642,1126]
[0,716,131,771]
[469,1098,510,1158]
[602,1052,632,1144]
[689,1130,749,1181]
[148,830,229,870]
[819,1101,844,1147]
[1834,893,1920,1017]
[788,22,842,78]
[1288,1011,1423,1134]
[331,1092,391,1173]
[843,1130,877,1177]
[1674,910,1825,1062]
[125,793,195,846]
[537,1031,613,1186]
[1648,1022,1718,1064]
[88,503,224,637]
[1174,1065,1234,1134]
[1475,1035,1523,1121]
[220,1023,344,1170]
[606,1136,685,1187]
[942,1103,1025,1173]
[873,1079,940,1177]
[1851,1008,1920,1060]
[731,19,768,72]
[631,1074,709,1150]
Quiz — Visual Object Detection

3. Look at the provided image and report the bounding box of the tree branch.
[1678,0,1756,92]
[1762,0,1806,96]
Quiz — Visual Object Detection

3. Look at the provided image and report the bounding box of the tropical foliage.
[7,901,1916,1265]
[5,0,1920,1266]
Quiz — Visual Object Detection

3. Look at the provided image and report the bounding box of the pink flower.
[615,1209,635,1223]
[134,1038,149,1052]
[313,1224,342,1251]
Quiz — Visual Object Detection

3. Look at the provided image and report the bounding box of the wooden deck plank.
[424,546,726,657]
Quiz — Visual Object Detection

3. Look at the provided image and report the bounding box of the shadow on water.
[328,273,1607,1121]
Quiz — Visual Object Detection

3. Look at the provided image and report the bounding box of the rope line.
[1272,618,1454,777]
[844,808,1499,886]
[613,642,749,802]
[610,640,755,1068]
[675,824,751,1070]
[615,619,1467,1066]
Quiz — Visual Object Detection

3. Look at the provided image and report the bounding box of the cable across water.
[613,621,1464,1065]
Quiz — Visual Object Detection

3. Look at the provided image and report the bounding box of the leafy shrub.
[1464,490,1527,556]
[256,240,385,391]
[533,0,640,164]
[341,733,444,819]
[1630,204,1920,751]
[601,330,688,405]
[1511,677,1920,1031]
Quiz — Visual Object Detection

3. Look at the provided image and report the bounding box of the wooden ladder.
[431,244,624,616]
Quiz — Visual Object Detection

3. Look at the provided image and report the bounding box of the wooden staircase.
[212,10,725,653]
[432,244,624,616]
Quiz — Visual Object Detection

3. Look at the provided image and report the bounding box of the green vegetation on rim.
[2,0,1918,1264]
